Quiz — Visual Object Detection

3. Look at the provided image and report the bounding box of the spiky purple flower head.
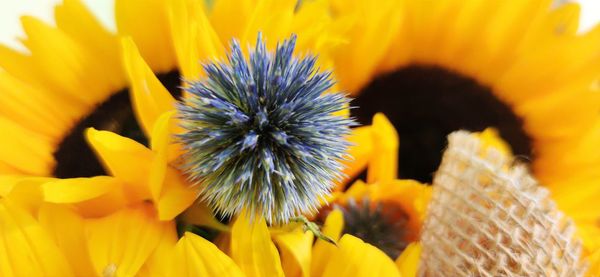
[178,33,354,224]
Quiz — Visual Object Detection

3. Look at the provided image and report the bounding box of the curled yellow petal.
[230,213,284,277]
[122,37,176,137]
[42,176,128,217]
[367,113,399,184]
[274,229,314,277]
[85,128,152,201]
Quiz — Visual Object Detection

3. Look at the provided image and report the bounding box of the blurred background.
[0,0,599,51]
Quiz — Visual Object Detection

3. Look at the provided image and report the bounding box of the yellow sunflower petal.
[42,176,128,217]
[0,175,22,196]
[230,213,285,277]
[54,0,124,90]
[115,0,176,72]
[367,113,399,184]
[395,242,421,277]
[274,229,314,277]
[170,232,244,276]
[155,167,199,220]
[336,126,373,190]
[0,198,74,276]
[240,0,295,47]
[332,0,403,93]
[5,177,53,215]
[168,0,224,79]
[85,128,152,201]
[137,223,178,277]
[42,176,119,203]
[0,117,54,175]
[587,249,600,277]
[0,72,73,139]
[20,16,104,105]
[149,111,178,200]
[180,202,229,232]
[311,209,344,276]
[122,37,176,136]
[209,0,252,43]
[148,112,198,220]
[38,203,96,276]
[322,234,401,277]
[85,204,174,276]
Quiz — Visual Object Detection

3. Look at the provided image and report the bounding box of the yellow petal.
[168,0,224,79]
[322,234,401,277]
[240,0,295,47]
[85,128,152,201]
[0,198,74,276]
[149,111,179,200]
[0,175,22,196]
[336,126,373,191]
[54,0,124,90]
[180,202,229,232]
[476,128,512,155]
[137,223,178,277]
[0,72,74,139]
[586,248,600,276]
[395,242,421,277]
[115,0,176,72]
[230,213,285,277]
[86,204,174,276]
[311,209,344,276]
[367,113,399,184]
[155,167,199,220]
[122,38,176,136]
[151,113,197,220]
[43,176,119,203]
[42,176,128,217]
[5,177,53,215]
[20,16,108,105]
[170,232,244,276]
[274,229,314,277]
[209,0,252,43]
[38,203,96,276]
[0,117,55,175]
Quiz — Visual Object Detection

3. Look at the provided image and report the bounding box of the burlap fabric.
[419,131,585,276]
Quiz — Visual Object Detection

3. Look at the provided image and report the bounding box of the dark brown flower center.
[338,198,410,259]
[351,65,533,183]
[53,71,181,178]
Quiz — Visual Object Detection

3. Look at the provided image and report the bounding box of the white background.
[0,0,599,51]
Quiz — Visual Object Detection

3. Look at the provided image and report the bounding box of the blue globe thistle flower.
[178,33,354,224]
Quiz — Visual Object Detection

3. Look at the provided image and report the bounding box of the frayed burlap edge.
[419,131,586,277]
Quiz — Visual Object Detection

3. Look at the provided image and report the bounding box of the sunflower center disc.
[340,199,410,259]
[352,65,533,183]
[52,71,181,178]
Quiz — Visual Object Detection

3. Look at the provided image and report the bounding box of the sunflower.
[329,0,600,194]
[324,0,600,260]
[0,0,345,178]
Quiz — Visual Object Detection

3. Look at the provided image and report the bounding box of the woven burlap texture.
[419,131,584,277]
